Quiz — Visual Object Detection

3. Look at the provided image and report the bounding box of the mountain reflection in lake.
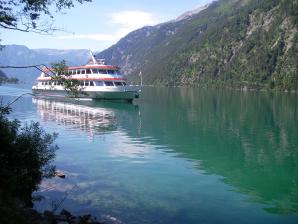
[1,85,298,224]
[139,88,298,216]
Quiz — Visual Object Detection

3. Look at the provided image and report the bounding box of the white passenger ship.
[32,52,140,101]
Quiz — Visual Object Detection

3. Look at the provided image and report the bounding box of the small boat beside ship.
[32,52,140,102]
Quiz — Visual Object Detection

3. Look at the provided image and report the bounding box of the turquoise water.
[1,85,298,223]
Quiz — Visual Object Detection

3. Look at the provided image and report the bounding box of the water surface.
[1,85,298,224]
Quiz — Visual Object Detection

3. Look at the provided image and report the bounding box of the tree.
[0,106,58,207]
[0,0,91,33]
[50,60,85,97]
[0,1,91,219]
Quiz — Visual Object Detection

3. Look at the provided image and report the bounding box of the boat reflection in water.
[32,97,140,137]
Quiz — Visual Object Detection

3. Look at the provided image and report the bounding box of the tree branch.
[0,64,54,76]
[4,93,34,109]
[0,0,92,34]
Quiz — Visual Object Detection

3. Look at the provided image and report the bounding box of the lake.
[1,84,298,224]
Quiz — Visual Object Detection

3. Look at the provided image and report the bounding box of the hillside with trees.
[97,0,298,90]
[0,69,18,84]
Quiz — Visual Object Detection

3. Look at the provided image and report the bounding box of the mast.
[88,49,105,65]
[139,71,143,86]
[89,49,97,64]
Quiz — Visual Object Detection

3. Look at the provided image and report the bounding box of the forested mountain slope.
[97,0,297,90]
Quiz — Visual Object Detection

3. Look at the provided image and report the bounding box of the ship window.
[95,81,104,86]
[86,69,91,74]
[98,69,107,74]
[76,70,81,75]
[92,69,98,74]
[114,82,123,86]
[107,70,115,74]
[84,81,89,86]
[90,81,94,86]
[81,69,86,74]
[123,82,127,86]
[104,81,114,86]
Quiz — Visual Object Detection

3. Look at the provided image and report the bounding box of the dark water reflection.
[137,87,298,214]
[1,85,298,223]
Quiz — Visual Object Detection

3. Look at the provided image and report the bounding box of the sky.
[0,0,213,52]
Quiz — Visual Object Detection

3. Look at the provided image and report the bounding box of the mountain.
[0,69,18,84]
[97,0,297,90]
[0,45,89,83]
[174,4,210,22]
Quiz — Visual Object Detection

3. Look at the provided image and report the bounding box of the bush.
[0,106,58,207]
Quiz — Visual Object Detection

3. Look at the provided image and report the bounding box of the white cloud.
[55,10,159,44]
[110,10,158,30]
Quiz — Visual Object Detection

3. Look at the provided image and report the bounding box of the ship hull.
[32,87,140,101]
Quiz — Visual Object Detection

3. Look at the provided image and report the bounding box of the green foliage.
[50,60,85,97]
[0,106,58,206]
[0,0,92,33]
[158,0,298,90]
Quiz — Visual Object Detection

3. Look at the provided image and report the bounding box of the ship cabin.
[37,65,127,87]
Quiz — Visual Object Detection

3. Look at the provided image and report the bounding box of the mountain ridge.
[174,4,210,22]
[0,45,89,83]
[97,0,298,90]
